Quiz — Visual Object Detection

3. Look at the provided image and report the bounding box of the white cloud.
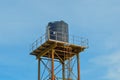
[104,66,120,80]
[90,50,120,80]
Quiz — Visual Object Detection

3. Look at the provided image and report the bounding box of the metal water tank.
[46,20,69,42]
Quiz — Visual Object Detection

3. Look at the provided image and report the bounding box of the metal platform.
[31,39,86,60]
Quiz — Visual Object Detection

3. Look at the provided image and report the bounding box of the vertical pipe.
[38,58,40,80]
[77,54,80,80]
[62,63,65,80]
[51,50,54,80]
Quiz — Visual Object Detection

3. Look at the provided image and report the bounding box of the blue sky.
[0,0,120,80]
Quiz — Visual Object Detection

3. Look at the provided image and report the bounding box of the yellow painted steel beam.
[37,43,56,59]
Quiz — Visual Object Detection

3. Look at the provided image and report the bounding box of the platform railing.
[31,33,47,52]
[30,31,88,52]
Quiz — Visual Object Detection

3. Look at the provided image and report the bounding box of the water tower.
[30,20,88,80]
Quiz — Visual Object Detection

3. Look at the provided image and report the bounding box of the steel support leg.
[77,54,80,80]
[51,50,55,80]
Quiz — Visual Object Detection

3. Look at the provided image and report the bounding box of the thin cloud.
[90,50,120,80]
